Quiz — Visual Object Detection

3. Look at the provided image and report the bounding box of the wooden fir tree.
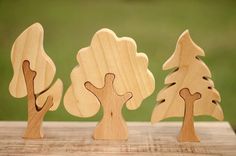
[64,28,155,140]
[151,30,224,142]
[9,23,63,139]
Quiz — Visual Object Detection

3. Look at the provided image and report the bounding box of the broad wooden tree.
[9,23,63,139]
[151,30,224,142]
[64,28,155,140]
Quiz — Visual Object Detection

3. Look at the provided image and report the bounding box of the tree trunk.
[85,73,132,140]
[177,88,201,142]
[22,60,53,139]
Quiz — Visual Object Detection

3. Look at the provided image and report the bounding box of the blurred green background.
[0,0,235,128]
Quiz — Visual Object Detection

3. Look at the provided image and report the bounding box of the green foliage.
[0,0,235,126]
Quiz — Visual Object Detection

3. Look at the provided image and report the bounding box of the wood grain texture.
[64,28,155,118]
[151,30,224,124]
[22,60,53,139]
[36,79,63,111]
[84,73,132,140]
[9,23,56,98]
[177,88,201,142]
[9,23,63,138]
[0,122,235,156]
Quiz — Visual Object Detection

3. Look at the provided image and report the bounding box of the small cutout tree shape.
[151,30,224,142]
[9,23,63,139]
[64,28,155,140]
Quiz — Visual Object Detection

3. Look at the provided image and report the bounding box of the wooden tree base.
[22,60,53,139]
[177,88,201,142]
[85,73,133,140]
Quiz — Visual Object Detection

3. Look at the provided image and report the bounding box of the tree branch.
[120,92,133,104]
[39,96,53,116]
[22,60,37,113]
[22,60,54,139]
[179,88,201,102]
[84,81,101,97]
[104,73,115,86]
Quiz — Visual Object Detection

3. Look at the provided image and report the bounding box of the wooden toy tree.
[64,28,155,140]
[9,23,63,139]
[151,30,224,142]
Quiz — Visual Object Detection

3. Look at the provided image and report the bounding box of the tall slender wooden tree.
[151,30,224,142]
[9,23,63,139]
[64,28,155,140]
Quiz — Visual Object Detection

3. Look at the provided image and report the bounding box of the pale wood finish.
[9,23,63,138]
[22,60,53,139]
[152,30,224,124]
[177,88,201,142]
[84,73,132,140]
[9,23,56,98]
[64,28,155,118]
[36,79,63,111]
[0,122,235,156]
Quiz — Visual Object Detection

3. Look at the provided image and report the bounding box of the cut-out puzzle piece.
[151,30,224,142]
[85,73,132,140]
[22,60,53,138]
[64,28,155,140]
[9,23,63,139]
[178,88,201,142]
[9,23,56,98]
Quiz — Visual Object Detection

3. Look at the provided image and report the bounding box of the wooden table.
[0,122,236,156]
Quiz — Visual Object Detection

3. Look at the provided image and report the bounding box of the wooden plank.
[0,122,235,156]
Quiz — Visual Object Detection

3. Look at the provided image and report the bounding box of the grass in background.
[0,0,236,127]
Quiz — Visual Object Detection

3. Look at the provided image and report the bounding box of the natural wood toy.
[9,23,63,139]
[64,28,155,140]
[151,30,224,142]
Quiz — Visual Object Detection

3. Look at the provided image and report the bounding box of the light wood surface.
[22,60,53,139]
[152,30,224,124]
[85,73,132,140]
[64,28,155,118]
[36,79,63,111]
[177,88,201,142]
[9,23,56,98]
[9,23,63,138]
[0,122,235,156]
